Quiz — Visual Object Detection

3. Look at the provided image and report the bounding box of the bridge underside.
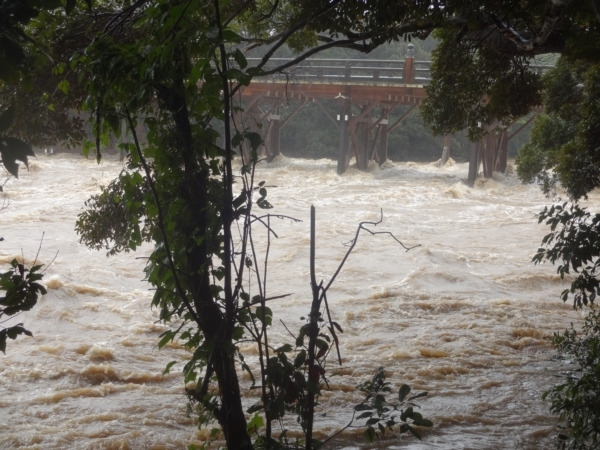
[239,80,518,184]
[239,81,428,173]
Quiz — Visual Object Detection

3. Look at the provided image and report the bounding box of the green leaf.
[158,330,175,348]
[0,137,35,178]
[163,360,177,375]
[221,29,241,44]
[354,404,372,411]
[400,406,413,421]
[246,413,264,431]
[408,425,422,440]
[58,80,70,95]
[398,384,411,401]
[275,344,292,353]
[294,349,306,368]
[412,418,433,427]
[408,391,428,401]
[256,198,273,209]
[363,426,376,443]
[247,403,264,414]
[246,132,262,151]
[233,49,248,70]
[255,306,272,326]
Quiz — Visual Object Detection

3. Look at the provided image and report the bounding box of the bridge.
[238,45,550,184]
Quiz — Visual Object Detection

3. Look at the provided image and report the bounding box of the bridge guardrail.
[245,57,553,86]
[247,57,431,85]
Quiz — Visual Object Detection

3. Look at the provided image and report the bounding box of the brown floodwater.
[0,153,589,449]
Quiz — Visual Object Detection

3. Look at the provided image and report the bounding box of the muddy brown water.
[0,154,588,449]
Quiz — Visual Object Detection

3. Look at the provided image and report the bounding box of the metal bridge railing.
[245,57,553,86]
[246,57,431,85]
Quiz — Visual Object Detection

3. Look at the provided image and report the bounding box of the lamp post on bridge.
[404,43,415,84]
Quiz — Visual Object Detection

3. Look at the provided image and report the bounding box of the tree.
[490,7,600,448]
[419,1,600,138]
[66,1,435,448]
[516,59,600,200]
[0,258,47,354]
[534,202,600,448]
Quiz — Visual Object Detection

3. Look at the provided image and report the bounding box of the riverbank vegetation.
[518,60,600,448]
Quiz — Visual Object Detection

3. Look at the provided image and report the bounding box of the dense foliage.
[534,202,600,448]
[543,308,600,449]
[517,60,600,199]
[69,1,432,447]
[0,259,46,353]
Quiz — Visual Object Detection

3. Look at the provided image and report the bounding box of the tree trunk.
[164,69,252,448]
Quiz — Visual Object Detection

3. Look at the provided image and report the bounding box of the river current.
[0,153,590,449]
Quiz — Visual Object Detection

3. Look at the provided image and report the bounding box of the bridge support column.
[480,124,508,177]
[467,141,481,187]
[496,130,508,173]
[356,118,370,171]
[371,108,391,165]
[379,121,389,163]
[336,100,351,174]
[264,112,281,161]
[468,122,510,185]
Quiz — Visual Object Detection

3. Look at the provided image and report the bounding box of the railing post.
[344,62,351,81]
[404,43,415,84]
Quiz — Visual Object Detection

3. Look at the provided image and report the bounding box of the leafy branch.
[0,236,53,353]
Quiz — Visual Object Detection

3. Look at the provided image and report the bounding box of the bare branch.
[325,209,419,294]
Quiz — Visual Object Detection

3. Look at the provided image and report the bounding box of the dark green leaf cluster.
[421,28,542,139]
[534,203,600,309]
[0,0,66,82]
[516,60,600,200]
[0,259,46,353]
[76,168,153,255]
[353,367,432,443]
[543,309,600,449]
[0,105,35,179]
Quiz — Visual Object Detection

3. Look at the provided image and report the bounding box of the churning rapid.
[0,153,589,449]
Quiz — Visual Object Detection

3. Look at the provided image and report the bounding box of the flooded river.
[0,153,588,449]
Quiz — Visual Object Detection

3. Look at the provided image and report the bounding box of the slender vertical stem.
[306,205,320,449]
